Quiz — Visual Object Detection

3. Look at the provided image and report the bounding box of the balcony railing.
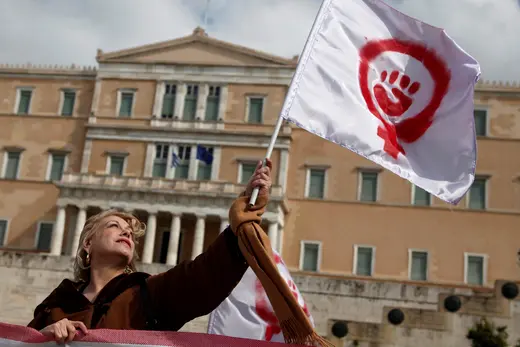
[57,173,283,198]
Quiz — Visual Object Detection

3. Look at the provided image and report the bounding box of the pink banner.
[0,323,305,346]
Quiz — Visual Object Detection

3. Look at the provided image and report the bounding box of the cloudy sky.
[0,0,518,82]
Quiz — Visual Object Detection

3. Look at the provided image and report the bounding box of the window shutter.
[61,92,75,116]
[361,173,377,202]
[50,155,66,181]
[248,98,263,124]
[303,244,319,271]
[356,247,373,276]
[411,252,428,280]
[5,152,20,179]
[119,93,133,117]
[0,220,7,246]
[37,223,54,251]
[309,169,325,199]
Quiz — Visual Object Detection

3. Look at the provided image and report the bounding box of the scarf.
[229,194,333,346]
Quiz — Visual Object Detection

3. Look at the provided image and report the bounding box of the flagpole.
[248,115,285,206]
[248,0,331,206]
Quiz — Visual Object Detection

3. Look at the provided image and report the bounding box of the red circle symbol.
[358,38,451,159]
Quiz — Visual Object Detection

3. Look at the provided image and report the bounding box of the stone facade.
[0,26,519,295]
[1,252,518,347]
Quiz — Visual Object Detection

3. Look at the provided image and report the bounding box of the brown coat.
[27,227,248,331]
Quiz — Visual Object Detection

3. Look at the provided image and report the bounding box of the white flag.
[207,251,313,343]
[282,0,481,204]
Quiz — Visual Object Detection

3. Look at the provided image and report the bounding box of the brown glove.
[229,193,268,235]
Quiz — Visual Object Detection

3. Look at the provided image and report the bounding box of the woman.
[28,160,273,344]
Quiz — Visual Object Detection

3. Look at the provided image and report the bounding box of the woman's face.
[85,215,135,266]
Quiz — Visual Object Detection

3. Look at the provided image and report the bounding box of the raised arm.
[145,196,267,330]
[146,159,272,331]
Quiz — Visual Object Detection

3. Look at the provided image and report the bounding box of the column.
[50,205,67,256]
[166,214,181,265]
[217,85,228,122]
[80,139,92,173]
[195,84,209,120]
[143,143,155,178]
[152,80,165,118]
[167,144,178,179]
[278,149,289,193]
[191,215,206,259]
[220,218,228,233]
[268,222,279,253]
[70,206,87,257]
[173,83,186,120]
[188,144,198,180]
[210,146,221,181]
[89,79,102,123]
[142,212,157,264]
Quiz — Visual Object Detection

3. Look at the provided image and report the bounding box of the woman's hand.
[40,318,87,344]
[245,159,273,197]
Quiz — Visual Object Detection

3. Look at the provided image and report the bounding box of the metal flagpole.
[248,0,331,206]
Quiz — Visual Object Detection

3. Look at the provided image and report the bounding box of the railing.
[150,116,224,130]
[58,173,283,198]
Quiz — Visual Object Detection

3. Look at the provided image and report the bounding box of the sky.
[0,0,518,82]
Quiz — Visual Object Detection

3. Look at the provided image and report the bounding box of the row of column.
[152,82,228,122]
[49,205,281,265]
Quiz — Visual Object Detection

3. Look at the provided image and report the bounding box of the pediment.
[97,27,297,68]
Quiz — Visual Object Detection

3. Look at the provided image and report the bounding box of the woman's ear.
[83,238,92,255]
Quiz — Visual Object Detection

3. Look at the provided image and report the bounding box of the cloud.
[0,0,517,82]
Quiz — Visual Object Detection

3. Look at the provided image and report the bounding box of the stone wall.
[1,251,518,347]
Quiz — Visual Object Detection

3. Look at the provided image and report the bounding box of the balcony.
[150,116,224,130]
[55,173,286,219]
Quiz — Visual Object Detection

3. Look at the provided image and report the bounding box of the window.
[247,97,264,124]
[3,151,21,179]
[0,220,7,247]
[36,222,54,251]
[240,162,257,185]
[300,241,321,272]
[205,86,220,121]
[474,109,487,136]
[17,89,32,114]
[48,154,66,181]
[409,250,428,281]
[359,171,378,202]
[413,185,431,206]
[61,90,76,116]
[109,156,125,176]
[468,177,486,209]
[306,168,326,199]
[465,254,486,285]
[153,144,169,178]
[119,92,134,117]
[197,147,213,180]
[174,146,191,179]
[162,84,176,119]
[183,85,199,121]
[354,246,374,276]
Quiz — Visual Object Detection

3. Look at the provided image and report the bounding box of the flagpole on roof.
[248,0,331,207]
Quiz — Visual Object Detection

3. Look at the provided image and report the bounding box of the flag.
[171,152,180,167]
[207,250,314,343]
[281,0,480,205]
[0,322,305,347]
[196,145,213,165]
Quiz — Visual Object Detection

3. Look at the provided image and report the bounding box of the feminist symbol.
[254,254,311,341]
[358,38,451,159]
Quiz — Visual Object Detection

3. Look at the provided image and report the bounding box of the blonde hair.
[73,209,146,282]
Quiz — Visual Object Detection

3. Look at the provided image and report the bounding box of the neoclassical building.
[0,27,519,287]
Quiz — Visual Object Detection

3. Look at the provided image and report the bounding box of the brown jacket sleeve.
[145,227,248,331]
